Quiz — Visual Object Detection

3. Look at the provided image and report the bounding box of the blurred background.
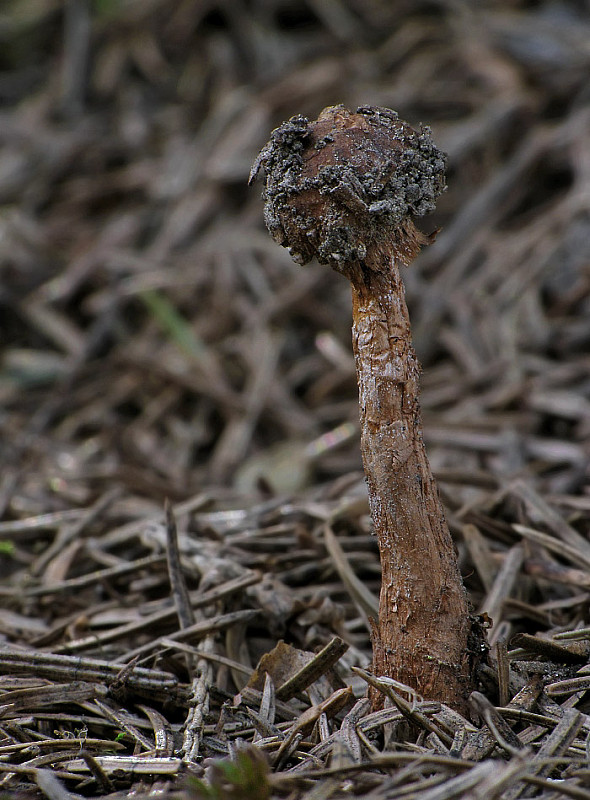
[2,0,590,516]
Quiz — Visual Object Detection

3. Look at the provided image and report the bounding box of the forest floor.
[1,1,590,797]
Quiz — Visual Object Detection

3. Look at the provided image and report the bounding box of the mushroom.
[250,105,483,712]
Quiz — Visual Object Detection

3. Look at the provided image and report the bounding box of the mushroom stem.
[350,242,474,711]
[251,105,484,713]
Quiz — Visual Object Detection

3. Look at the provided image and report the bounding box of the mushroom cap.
[250,105,446,269]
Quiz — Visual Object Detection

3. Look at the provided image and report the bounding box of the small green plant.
[186,745,271,800]
[0,541,14,557]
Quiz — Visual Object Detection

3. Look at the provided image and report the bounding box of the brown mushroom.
[250,105,484,713]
